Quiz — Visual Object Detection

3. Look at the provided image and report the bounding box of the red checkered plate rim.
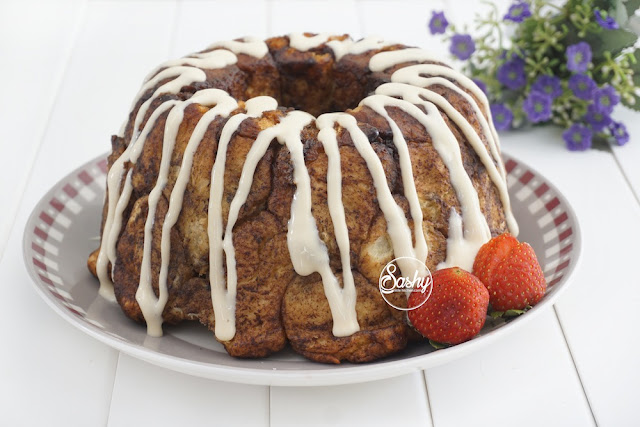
[22,152,581,386]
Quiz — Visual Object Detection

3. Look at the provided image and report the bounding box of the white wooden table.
[1,1,639,425]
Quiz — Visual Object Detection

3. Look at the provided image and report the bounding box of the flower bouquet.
[429,0,640,150]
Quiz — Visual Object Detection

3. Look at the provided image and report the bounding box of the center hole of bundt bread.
[274,52,368,116]
[242,37,376,117]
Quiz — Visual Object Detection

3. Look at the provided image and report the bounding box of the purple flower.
[594,9,619,30]
[429,11,449,34]
[563,124,593,151]
[490,103,513,130]
[531,75,562,100]
[504,2,532,23]
[449,34,475,60]
[593,85,620,114]
[473,78,488,94]
[583,105,612,131]
[566,42,592,73]
[497,57,526,90]
[568,74,597,100]
[610,121,629,146]
[522,91,552,123]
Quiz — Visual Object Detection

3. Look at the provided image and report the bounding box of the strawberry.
[472,233,518,287]
[473,233,546,312]
[408,267,489,345]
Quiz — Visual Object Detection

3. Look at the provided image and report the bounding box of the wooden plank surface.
[610,107,640,204]
[270,372,432,427]
[270,0,362,38]
[108,355,269,427]
[425,310,594,427]
[359,0,449,53]
[502,127,640,427]
[0,1,178,425]
[172,0,269,57]
[0,0,84,258]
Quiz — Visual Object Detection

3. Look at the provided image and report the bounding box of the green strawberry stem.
[429,339,449,349]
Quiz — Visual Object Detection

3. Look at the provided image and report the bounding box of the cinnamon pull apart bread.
[87,33,518,364]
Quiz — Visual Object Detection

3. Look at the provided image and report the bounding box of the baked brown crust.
[88,35,508,363]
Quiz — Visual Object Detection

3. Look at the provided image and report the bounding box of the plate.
[22,153,581,386]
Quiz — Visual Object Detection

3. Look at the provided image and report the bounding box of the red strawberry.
[408,267,489,345]
[473,233,546,311]
[472,233,518,286]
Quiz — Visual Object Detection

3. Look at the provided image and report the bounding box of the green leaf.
[606,0,640,27]
[593,0,616,9]
[429,339,448,350]
[622,91,640,111]
[587,28,638,59]
[621,67,640,110]
[504,309,527,317]
[614,2,629,25]
[490,306,531,318]
[592,134,613,151]
[629,49,640,73]
[622,0,640,17]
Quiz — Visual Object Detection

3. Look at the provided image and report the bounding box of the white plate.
[23,152,581,386]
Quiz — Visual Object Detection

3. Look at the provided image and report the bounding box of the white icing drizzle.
[367,47,504,154]
[314,115,366,334]
[443,208,470,269]
[383,65,518,235]
[368,47,441,73]
[393,68,501,165]
[327,35,394,61]
[206,36,269,58]
[368,49,509,183]
[129,67,207,138]
[143,49,237,84]
[118,50,237,137]
[288,32,331,51]
[367,47,516,235]
[97,36,519,343]
[207,96,278,341]
[392,64,507,172]
[283,113,360,337]
[359,98,429,266]
[104,169,132,283]
[368,86,493,270]
[288,33,395,62]
[143,89,239,337]
[136,98,190,336]
[318,113,423,280]
[210,109,359,339]
[96,100,180,301]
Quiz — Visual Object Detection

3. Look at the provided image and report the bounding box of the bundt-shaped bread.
[88,34,517,364]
